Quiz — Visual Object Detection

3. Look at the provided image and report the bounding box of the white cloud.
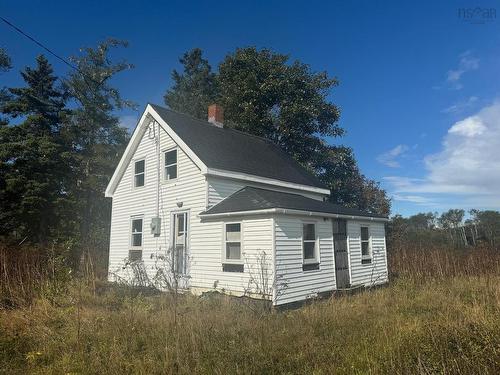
[446,51,479,90]
[441,96,478,114]
[392,194,436,205]
[448,116,486,136]
[377,144,409,168]
[385,100,500,209]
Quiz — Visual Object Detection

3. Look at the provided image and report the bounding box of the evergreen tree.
[0,48,12,126]
[63,39,134,267]
[164,48,217,119]
[0,47,11,72]
[0,55,71,242]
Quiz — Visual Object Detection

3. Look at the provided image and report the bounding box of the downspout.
[147,114,161,237]
[156,119,160,218]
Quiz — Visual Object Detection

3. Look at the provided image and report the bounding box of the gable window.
[164,149,177,180]
[222,223,244,272]
[129,217,143,261]
[361,226,371,264]
[134,159,145,188]
[303,223,319,270]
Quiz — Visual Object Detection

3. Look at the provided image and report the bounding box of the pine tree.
[0,55,71,242]
[164,48,217,119]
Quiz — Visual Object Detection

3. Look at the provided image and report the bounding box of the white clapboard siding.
[274,215,335,305]
[207,176,325,207]
[109,125,273,297]
[108,125,206,284]
[347,221,388,287]
[192,215,273,295]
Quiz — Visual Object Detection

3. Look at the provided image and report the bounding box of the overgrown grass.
[1,244,499,374]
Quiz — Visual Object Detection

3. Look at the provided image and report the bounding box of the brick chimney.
[208,104,224,128]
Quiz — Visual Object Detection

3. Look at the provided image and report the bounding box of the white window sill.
[222,260,244,265]
[162,179,178,186]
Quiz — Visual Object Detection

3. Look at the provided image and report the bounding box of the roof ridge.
[149,103,222,128]
[150,103,280,144]
[149,103,328,190]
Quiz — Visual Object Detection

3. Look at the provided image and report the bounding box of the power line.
[1,15,79,73]
[1,15,136,116]
[0,15,103,89]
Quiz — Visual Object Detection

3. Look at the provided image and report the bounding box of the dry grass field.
[1,245,499,374]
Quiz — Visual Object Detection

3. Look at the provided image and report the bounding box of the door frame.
[170,209,190,278]
[332,218,351,289]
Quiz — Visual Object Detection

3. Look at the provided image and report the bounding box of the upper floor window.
[303,223,319,270]
[361,226,371,263]
[165,149,177,180]
[134,159,145,187]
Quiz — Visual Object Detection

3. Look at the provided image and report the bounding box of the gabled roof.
[106,104,330,197]
[200,186,388,220]
[149,104,327,189]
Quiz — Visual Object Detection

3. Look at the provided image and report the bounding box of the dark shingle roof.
[150,104,327,189]
[201,186,387,219]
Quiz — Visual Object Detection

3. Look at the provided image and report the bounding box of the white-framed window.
[133,159,145,188]
[223,223,242,263]
[130,217,143,248]
[129,217,143,262]
[361,226,371,263]
[164,148,178,181]
[302,223,319,266]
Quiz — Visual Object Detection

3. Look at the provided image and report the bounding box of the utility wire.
[1,15,79,73]
[0,15,103,88]
[1,15,136,120]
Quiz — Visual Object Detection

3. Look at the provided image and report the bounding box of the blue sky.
[2,1,500,216]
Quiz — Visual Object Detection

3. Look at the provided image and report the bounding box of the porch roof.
[200,187,388,220]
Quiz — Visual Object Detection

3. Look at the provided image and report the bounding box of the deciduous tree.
[165,48,390,215]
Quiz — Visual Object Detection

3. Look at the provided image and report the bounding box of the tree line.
[1,43,391,270]
[388,209,500,250]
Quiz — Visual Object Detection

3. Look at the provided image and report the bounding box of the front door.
[333,219,350,289]
[172,212,189,281]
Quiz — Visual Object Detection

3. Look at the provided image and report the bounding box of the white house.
[105,104,389,306]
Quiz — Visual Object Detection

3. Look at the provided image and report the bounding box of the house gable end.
[105,104,208,197]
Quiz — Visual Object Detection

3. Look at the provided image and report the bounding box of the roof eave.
[204,168,331,196]
[105,105,152,198]
[199,208,389,222]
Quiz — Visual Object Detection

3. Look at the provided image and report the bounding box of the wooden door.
[333,219,350,289]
